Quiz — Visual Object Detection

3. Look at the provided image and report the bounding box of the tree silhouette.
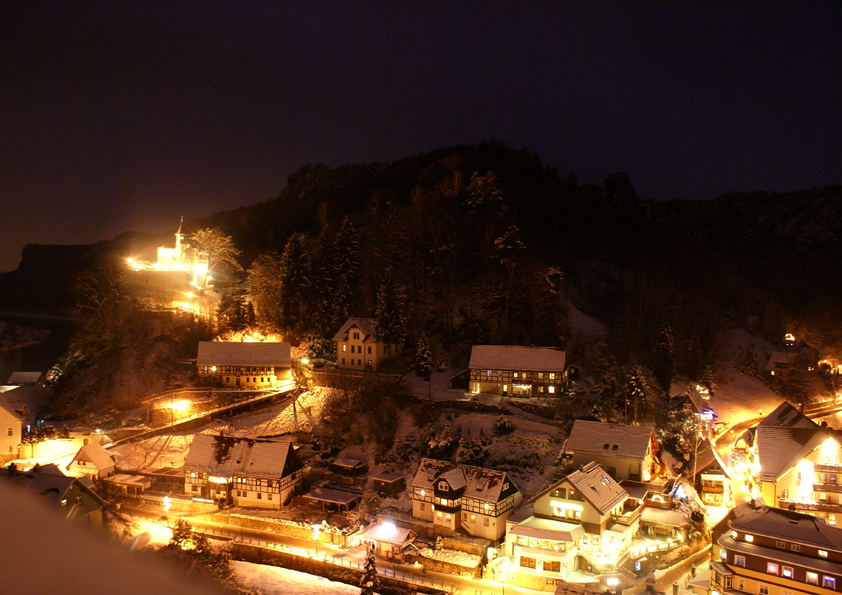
[360,544,381,595]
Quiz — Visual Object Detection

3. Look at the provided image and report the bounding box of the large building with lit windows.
[466,345,567,397]
[333,318,404,372]
[196,341,291,388]
[411,458,523,541]
[564,420,660,482]
[711,505,842,595]
[747,403,842,524]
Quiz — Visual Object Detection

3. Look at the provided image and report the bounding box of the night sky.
[2,1,840,272]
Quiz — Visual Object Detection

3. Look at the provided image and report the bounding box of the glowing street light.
[163,496,171,512]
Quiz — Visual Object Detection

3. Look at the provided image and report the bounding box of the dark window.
[519,556,536,569]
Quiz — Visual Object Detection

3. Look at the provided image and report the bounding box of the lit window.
[420,489,425,497]
[806,572,819,585]
[487,370,491,377]
[471,515,476,522]
[342,344,346,352]
[735,555,745,567]
[720,550,727,561]
[824,577,837,589]
[549,387,555,394]
[745,534,754,542]
[782,566,793,578]
[732,531,738,538]
[549,373,555,379]
[819,550,829,558]
[767,563,778,575]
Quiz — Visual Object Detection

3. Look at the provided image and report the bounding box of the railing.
[612,506,642,526]
[812,483,842,494]
[778,498,842,512]
[815,463,842,473]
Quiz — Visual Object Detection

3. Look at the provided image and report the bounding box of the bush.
[492,415,515,435]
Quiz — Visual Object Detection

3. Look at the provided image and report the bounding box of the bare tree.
[192,228,243,277]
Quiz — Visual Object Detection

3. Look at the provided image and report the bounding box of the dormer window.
[438,480,448,491]
[353,332,360,340]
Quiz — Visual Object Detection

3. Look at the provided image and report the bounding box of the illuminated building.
[563,420,660,482]
[333,318,404,372]
[66,443,116,481]
[712,504,842,595]
[464,345,567,397]
[412,458,523,541]
[184,434,303,508]
[196,341,291,388]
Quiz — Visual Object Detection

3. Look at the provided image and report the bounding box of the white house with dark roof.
[333,317,404,371]
[196,341,291,388]
[504,461,641,590]
[467,345,567,397]
[184,434,303,508]
[412,458,523,541]
[564,420,659,482]
[67,443,116,481]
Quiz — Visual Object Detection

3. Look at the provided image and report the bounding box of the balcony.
[815,463,842,473]
[612,507,642,526]
[778,498,842,513]
[813,483,842,494]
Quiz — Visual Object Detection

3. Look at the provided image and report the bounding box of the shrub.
[492,415,515,435]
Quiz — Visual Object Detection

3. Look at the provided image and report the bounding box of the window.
[549,373,555,379]
[791,544,800,552]
[484,518,490,526]
[268,493,272,501]
[549,387,555,394]
[6,428,11,436]
[257,493,262,499]
[635,561,642,571]
[368,346,371,354]
[462,513,467,521]
[735,555,745,567]
[776,540,785,549]
[568,509,581,520]
[819,492,829,502]
[758,585,769,595]
[767,563,778,575]
[831,514,838,526]
[544,560,561,572]
[538,373,543,379]
[824,577,837,590]
[781,489,789,499]
[797,472,802,485]
[737,579,745,591]
[806,572,819,586]
[720,549,727,561]
[519,556,536,569]
[438,481,448,491]
[745,534,754,542]
[440,497,447,505]
[513,372,518,378]
[225,377,229,383]
[471,514,476,522]
[342,344,346,352]
[782,566,793,578]
[820,550,829,558]
[353,332,359,339]
[487,370,492,377]
[725,577,732,589]
[78,460,85,466]
[76,496,82,505]
[419,503,425,511]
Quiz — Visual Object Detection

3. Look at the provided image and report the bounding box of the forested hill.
[1,141,840,360]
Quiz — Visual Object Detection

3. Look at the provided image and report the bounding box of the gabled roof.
[566,420,654,460]
[184,434,300,478]
[758,401,817,430]
[412,458,517,503]
[563,461,628,515]
[71,443,116,471]
[766,352,798,372]
[4,470,107,507]
[0,385,51,420]
[196,341,290,367]
[755,426,834,482]
[361,522,415,545]
[468,345,566,372]
[332,318,380,343]
[730,505,842,551]
[7,371,43,385]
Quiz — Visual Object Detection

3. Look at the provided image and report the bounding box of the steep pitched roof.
[731,506,842,551]
[413,458,460,490]
[758,401,817,430]
[468,345,566,372]
[332,318,380,343]
[566,420,654,460]
[184,434,300,478]
[0,385,52,420]
[439,467,468,490]
[71,443,116,471]
[766,352,798,372]
[4,471,107,507]
[564,461,628,515]
[7,371,43,385]
[197,341,290,367]
[755,426,832,482]
[412,458,517,503]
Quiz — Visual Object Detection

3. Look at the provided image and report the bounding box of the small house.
[360,522,416,562]
[333,318,404,372]
[564,420,659,482]
[67,443,116,481]
[371,470,405,496]
[196,341,291,388]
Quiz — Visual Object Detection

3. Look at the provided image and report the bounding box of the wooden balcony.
[813,483,842,494]
[612,506,642,526]
[815,463,842,473]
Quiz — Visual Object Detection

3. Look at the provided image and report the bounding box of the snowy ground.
[112,434,195,471]
[419,547,481,568]
[203,387,332,437]
[0,321,50,351]
[230,561,361,595]
[566,303,607,341]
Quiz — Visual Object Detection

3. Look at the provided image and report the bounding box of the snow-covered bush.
[456,433,491,466]
[492,415,515,435]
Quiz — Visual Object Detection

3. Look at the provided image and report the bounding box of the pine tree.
[415,332,432,377]
[360,544,380,595]
[374,267,405,344]
[279,232,312,332]
[742,343,759,377]
[652,325,674,394]
[330,216,359,330]
[626,366,651,425]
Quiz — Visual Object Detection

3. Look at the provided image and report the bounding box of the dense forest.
[2,141,841,373]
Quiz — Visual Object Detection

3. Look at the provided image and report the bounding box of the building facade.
[564,420,659,482]
[412,458,523,541]
[333,318,404,372]
[196,341,291,388]
[467,345,567,397]
[712,505,842,595]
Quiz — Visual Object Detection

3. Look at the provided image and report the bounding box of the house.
[711,504,842,595]
[3,465,107,526]
[67,443,116,481]
[6,371,45,385]
[331,457,368,477]
[467,345,567,397]
[0,384,51,462]
[564,420,659,482]
[412,458,523,541]
[766,352,799,379]
[299,487,362,514]
[697,458,730,507]
[184,434,303,508]
[333,318,404,372]
[360,522,417,562]
[371,470,405,496]
[503,461,640,590]
[196,341,291,388]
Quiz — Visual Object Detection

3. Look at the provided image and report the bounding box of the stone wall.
[188,512,353,547]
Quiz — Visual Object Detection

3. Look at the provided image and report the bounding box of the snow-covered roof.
[4,471,107,507]
[7,371,43,385]
[360,522,415,545]
[561,461,628,515]
[184,434,300,479]
[0,385,52,420]
[71,443,116,471]
[197,341,290,367]
[468,345,566,372]
[640,507,688,527]
[758,401,817,430]
[413,458,516,503]
[370,470,404,482]
[766,352,798,372]
[510,515,585,542]
[332,457,367,470]
[755,426,831,482]
[566,420,654,460]
[303,487,363,505]
[332,318,380,343]
[730,506,842,551]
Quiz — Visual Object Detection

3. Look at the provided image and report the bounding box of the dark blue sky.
[1,1,840,272]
